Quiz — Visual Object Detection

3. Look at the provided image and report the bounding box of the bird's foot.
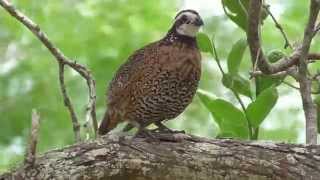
[151,128,185,134]
[152,122,185,134]
[133,128,160,143]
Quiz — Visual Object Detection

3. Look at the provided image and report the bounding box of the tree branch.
[297,0,320,144]
[0,0,98,140]
[24,109,40,167]
[58,63,81,142]
[1,134,320,179]
[247,1,320,75]
[247,0,319,144]
[283,81,320,94]
[264,5,293,49]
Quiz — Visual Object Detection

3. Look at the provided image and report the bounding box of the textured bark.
[1,134,320,180]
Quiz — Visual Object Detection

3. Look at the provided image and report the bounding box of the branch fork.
[247,0,320,144]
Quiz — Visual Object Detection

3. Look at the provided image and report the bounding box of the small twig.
[250,66,297,80]
[283,81,300,90]
[211,36,225,75]
[24,109,40,167]
[283,81,320,94]
[250,70,287,79]
[0,0,98,140]
[263,5,293,49]
[58,63,81,142]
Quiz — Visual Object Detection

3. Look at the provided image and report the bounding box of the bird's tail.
[98,110,118,135]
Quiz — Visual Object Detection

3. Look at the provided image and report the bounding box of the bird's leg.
[135,127,154,138]
[135,127,162,143]
[129,122,160,142]
[153,122,185,134]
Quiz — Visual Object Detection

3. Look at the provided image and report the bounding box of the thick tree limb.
[1,134,320,180]
[0,0,98,140]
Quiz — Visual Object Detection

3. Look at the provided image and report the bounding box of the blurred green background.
[0,0,319,172]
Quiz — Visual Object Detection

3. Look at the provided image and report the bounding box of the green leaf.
[198,91,249,139]
[222,0,249,31]
[222,73,234,88]
[197,89,217,104]
[224,39,250,97]
[196,32,213,55]
[227,38,247,75]
[247,87,279,128]
[232,75,252,98]
[256,75,284,95]
[222,73,252,98]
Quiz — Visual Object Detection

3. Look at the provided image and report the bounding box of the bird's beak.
[194,18,204,26]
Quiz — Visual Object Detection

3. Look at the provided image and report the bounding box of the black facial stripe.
[181,15,187,21]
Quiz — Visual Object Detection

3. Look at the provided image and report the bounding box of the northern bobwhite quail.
[98,9,204,136]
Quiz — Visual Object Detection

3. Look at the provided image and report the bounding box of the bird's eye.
[181,15,187,21]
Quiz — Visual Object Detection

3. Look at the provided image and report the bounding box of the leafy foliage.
[227,38,247,75]
[198,90,249,139]
[222,73,251,98]
[222,0,249,31]
[197,18,279,140]
[196,32,214,55]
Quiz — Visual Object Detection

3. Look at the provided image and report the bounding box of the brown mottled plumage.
[98,10,204,136]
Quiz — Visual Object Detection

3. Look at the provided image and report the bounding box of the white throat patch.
[176,24,200,37]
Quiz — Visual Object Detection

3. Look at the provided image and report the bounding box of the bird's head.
[172,9,204,37]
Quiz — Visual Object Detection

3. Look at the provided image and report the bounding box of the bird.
[98,9,204,137]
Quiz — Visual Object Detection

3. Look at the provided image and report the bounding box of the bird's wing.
[107,42,159,105]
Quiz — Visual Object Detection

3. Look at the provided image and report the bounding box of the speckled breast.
[128,63,201,125]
